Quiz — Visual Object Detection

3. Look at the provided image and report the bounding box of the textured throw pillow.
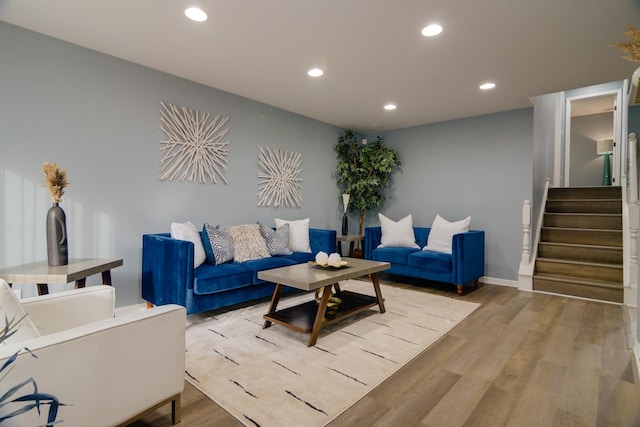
[171,221,206,268]
[0,279,40,343]
[204,223,235,265]
[377,213,419,248]
[226,224,272,262]
[258,222,293,256]
[424,214,471,254]
[274,218,311,253]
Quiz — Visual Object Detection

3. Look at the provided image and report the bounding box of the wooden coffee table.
[258,257,390,346]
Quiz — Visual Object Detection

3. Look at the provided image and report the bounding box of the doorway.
[568,95,615,186]
[563,85,624,188]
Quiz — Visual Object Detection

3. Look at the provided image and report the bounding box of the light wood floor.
[129,277,640,427]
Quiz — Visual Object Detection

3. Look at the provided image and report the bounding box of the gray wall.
[364,109,533,281]
[1,22,535,307]
[0,22,343,303]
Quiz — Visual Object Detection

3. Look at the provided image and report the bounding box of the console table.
[337,234,364,258]
[0,258,123,295]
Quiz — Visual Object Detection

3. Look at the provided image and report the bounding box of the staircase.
[533,186,623,303]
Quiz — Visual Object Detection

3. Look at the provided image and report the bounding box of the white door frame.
[563,88,624,187]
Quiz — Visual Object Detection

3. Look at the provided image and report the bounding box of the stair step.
[547,186,622,200]
[540,227,622,247]
[533,273,623,303]
[535,258,622,282]
[538,242,623,264]
[543,213,622,230]
[545,199,621,214]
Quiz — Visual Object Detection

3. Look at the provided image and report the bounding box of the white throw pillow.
[0,279,40,343]
[377,213,419,248]
[274,218,311,253]
[424,214,471,254]
[171,221,206,268]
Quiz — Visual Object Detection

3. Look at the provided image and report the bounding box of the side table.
[0,258,124,295]
[337,234,364,258]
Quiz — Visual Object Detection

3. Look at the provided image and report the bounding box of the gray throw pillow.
[258,222,293,256]
[204,223,234,265]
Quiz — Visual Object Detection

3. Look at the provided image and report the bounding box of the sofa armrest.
[309,228,337,254]
[21,285,115,336]
[142,233,194,307]
[364,227,382,259]
[0,304,186,427]
[451,230,485,285]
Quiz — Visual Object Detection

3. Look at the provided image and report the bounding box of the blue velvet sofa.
[142,228,337,314]
[364,226,485,295]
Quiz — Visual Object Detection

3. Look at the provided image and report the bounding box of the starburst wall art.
[257,146,303,208]
[159,102,230,184]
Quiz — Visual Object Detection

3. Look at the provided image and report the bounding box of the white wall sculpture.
[159,102,230,184]
[257,145,303,208]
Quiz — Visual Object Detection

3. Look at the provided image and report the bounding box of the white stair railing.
[626,133,638,303]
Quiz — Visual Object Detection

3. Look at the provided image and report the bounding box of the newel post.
[522,200,531,265]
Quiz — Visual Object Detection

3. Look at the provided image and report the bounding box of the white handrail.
[627,133,638,295]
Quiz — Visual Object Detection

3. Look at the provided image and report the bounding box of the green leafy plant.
[0,312,63,426]
[335,128,401,234]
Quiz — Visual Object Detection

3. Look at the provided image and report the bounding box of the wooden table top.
[257,257,389,291]
[0,258,123,284]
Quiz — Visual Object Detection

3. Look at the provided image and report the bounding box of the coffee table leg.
[308,285,332,347]
[370,273,386,313]
[263,283,284,329]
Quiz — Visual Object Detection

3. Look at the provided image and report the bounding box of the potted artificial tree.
[335,128,401,244]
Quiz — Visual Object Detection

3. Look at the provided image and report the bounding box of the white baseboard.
[481,276,519,288]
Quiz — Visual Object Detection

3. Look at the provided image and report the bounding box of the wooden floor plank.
[129,280,639,427]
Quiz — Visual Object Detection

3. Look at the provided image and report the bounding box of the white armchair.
[0,280,186,427]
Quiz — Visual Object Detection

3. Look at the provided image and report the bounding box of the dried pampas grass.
[42,161,69,204]
[611,24,640,63]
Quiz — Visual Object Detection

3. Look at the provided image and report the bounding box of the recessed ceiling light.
[479,82,496,90]
[421,24,443,37]
[307,68,324,77]
[384,104,397,111]
[185,7,208,22]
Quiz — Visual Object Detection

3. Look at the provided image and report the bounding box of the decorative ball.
[315,251,329,265]
[328,253,342,268]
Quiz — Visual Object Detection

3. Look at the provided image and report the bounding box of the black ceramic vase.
[47,203,68,266]
[341,212,349,235]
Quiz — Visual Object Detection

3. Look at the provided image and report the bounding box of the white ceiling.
[1,0,639,133]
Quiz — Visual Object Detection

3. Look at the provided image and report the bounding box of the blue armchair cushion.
[408,250,452,273]
[371,247,420,265]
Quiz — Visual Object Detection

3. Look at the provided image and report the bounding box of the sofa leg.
[146,301,154,309]
[474,279,479,289]
[456,285,463,296]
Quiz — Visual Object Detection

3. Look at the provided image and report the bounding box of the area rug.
[185,279,480,427]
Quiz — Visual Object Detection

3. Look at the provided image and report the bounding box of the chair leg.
[171,394,181,424]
